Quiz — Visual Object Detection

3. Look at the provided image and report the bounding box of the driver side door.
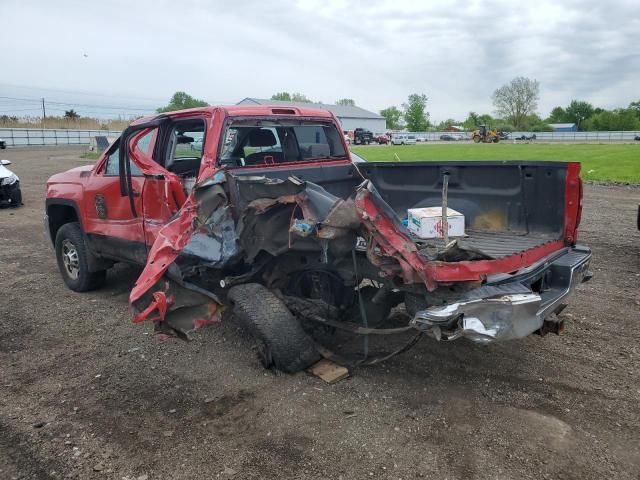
[83,130,156,264]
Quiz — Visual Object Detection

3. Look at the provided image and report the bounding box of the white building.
[237,98,386,133]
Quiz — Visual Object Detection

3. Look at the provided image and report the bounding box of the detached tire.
[228,283,320,373]
[55,222,106,292]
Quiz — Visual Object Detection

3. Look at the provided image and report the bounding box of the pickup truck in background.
[45,105,592,373]
[353,127,373,145]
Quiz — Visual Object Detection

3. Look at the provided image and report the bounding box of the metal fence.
[0,128,122,147]
[1,127,639,147]
[396,130,640,142]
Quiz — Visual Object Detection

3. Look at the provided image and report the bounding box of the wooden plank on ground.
[308,359,349,384]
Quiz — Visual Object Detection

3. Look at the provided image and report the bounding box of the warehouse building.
[549,123,577,132]
[237,98,386,133]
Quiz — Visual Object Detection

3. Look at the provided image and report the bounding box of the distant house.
[549,123,577,132]
[237,98,386,133]
[443,125,465,132]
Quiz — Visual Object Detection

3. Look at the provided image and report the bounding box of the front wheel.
[228,283,320,373]
[55,222,106,292]
[473,135,481,143]
[9,184,22,207]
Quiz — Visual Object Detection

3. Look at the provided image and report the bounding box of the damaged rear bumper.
[411,245,592,343]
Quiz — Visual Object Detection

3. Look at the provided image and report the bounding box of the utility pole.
[41,98,46,120]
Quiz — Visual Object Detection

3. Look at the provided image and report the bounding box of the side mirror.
[0,159,11,166]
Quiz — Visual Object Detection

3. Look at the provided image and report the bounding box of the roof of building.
[238,98,384,119]
[549,123,576,128]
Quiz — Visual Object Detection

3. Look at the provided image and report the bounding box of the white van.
[392,134,417,145]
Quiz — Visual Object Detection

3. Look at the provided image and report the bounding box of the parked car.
[634,135,640,141]
[517,134,537,141]
[0,159,22,207]
[440,134,462,141]
[0,138,6,149]
[392,134,417,145]
[45,105,591,374]
[375,134,389,144]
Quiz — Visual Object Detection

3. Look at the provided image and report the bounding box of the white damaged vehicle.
[0,159,22,207]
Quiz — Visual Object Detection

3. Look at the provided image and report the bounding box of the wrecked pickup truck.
[45,105,592,372]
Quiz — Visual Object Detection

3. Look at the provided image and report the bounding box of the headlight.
[1,174,18,186]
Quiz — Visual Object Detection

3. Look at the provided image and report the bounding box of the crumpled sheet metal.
[129,172,232,329]
[411,293,543,343]
[129,172,366,327]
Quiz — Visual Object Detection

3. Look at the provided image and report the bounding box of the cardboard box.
[407,207,465,239]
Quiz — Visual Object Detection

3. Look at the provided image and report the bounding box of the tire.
[9,184,22,207]
[473,135,481,143]
[55,222,106,292]
[404,292,429,316]
[228,283,321,373]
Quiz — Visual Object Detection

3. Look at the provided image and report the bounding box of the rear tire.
[55,222,106,292]
[228,283,321,373]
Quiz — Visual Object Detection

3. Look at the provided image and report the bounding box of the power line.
[0,108,43,113]
[0,95,156,112]
[0,82,169,102]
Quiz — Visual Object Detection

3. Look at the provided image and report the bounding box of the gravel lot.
[1,146,639,480]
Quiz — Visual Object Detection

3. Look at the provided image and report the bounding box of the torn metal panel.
[130,172,369,325]
[354,180,431,288]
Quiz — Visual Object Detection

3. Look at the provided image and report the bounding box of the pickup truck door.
[82,130,157,264]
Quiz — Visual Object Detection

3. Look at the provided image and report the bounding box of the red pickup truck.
[45,105,592,372]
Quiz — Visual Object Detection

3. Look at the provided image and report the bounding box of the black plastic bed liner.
[414,230,561,260]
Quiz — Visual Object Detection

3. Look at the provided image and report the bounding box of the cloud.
[0,0,637,121]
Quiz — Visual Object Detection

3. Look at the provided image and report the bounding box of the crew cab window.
[220,119,346,167]
[163,118,206,178]
[104,144,142,176]
[103,130,155,176]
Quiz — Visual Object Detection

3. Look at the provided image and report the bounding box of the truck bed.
[231,159,573,268]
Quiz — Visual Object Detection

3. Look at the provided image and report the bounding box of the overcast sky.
[1,0,638,122]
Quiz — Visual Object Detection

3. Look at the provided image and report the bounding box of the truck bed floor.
[416,230,561,259]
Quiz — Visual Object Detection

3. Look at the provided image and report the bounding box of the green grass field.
[80,143,639,183]
[352,143,640,183]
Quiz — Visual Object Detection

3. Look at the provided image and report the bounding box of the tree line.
[380,78,640,132]
[155,87,640,132]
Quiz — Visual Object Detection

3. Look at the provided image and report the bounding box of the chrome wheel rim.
[61,239,80,279]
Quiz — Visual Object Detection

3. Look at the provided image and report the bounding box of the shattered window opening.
[220,118,347,168]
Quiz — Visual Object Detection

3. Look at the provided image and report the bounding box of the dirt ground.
[1,146,639,480]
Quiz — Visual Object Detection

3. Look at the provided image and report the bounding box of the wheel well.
[47,204,79,244]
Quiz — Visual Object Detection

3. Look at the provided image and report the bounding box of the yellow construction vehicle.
[472,125,500,143]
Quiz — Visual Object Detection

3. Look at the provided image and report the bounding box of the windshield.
[220,119,347,167]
